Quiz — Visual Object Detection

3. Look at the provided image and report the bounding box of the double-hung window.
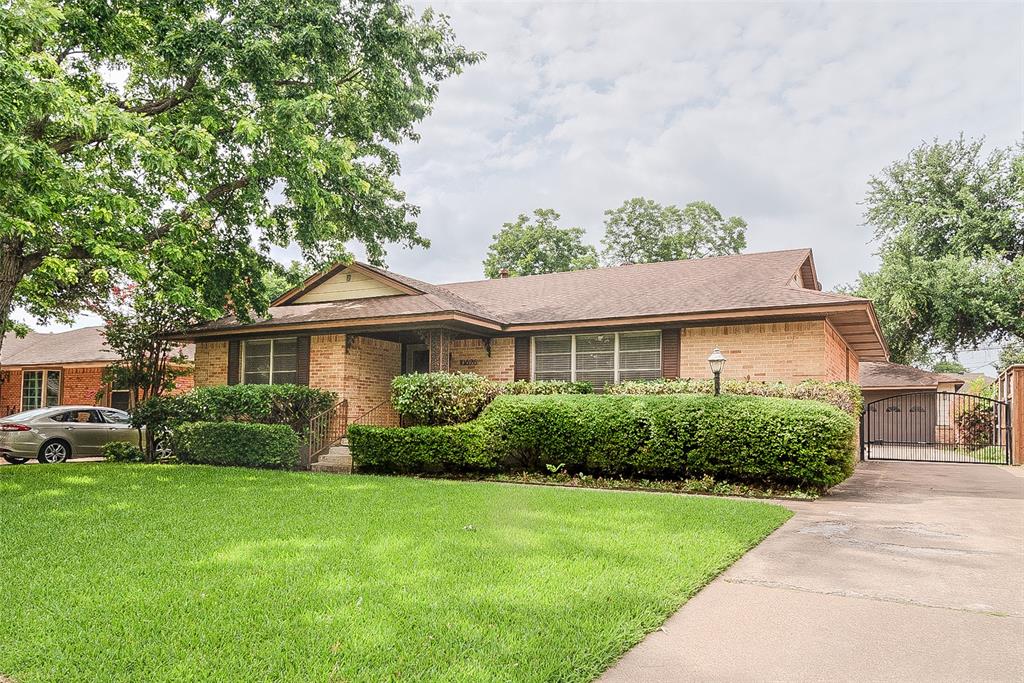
[242,338,298,385]
[531,331,662,388]
[23,370,61,410]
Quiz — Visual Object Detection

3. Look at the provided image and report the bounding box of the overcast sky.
[33,1,1024,371]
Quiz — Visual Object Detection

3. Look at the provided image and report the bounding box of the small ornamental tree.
[90,282,201,460]
[91,283,197,410]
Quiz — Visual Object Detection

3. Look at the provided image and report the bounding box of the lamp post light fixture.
[707,347,726,396]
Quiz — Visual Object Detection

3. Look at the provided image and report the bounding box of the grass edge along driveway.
[0,464,791,682]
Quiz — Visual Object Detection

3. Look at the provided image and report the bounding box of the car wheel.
[154,440,173,460]
[2,455,28,465]
[38,440,71,464]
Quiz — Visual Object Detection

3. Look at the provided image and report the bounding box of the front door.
[405,343,430,374]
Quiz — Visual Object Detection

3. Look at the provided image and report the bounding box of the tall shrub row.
[132,384,335,469]
[390,372,592,426]
[606,378,863,416]
[350,393,857,489]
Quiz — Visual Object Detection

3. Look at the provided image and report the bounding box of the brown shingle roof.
[439,249,860,324]
[195,249,868,331]
[1,326,194,366]
[860,362,964,389]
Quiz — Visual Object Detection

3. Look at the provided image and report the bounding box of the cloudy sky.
[37,1,1024,370]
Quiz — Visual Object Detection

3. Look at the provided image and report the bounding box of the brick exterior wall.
[194,341,229,387]
[450,337,515,381]
[61,366,106,405]
[308,334,402,425]
[823,321,859,383]
[0,363,193,415]
[1,368,22,415]
[679,321,837,383]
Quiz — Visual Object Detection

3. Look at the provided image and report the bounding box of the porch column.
[425,329,452,372]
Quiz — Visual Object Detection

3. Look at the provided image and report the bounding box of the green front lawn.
[0,465,790,682]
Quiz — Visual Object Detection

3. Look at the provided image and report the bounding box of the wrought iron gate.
[861,392,1011,464]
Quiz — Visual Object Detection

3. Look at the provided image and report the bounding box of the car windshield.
[1,407,54,422]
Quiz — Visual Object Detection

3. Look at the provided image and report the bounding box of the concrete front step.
[312,448,353,474]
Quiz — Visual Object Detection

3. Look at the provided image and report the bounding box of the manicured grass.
[0,464,791,682]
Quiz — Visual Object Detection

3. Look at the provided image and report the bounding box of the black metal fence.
[861,392,1011,465]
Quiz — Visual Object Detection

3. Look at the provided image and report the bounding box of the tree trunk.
[0,244,26,362]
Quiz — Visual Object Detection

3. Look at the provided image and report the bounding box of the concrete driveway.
[600,462,1024,682]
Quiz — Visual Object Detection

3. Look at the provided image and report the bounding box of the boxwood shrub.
[174,421,301,469]
[348,423,494,474]
[352,393,856,489]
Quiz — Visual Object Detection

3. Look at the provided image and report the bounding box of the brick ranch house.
[179,249,888,426]
[0,326,194,415]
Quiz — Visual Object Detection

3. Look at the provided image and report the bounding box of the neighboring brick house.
[178,249,888,426]
[0,327,194,415]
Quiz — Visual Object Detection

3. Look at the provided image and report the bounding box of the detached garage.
[860,362,1010,464]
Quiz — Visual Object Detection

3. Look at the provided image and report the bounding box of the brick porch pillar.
[425,329,452,372]
[1004,365,1024,466]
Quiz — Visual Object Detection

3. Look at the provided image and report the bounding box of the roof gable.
[273,262,426,306]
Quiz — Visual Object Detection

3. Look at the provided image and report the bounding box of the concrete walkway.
[600,462,1024,682]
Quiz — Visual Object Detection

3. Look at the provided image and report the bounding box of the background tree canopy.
[482,209,598,278]
[482,198,747,278]
[601,197,747,266]
[0,0,480,355]
[847,136,1023,365]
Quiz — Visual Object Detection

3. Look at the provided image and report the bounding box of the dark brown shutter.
[514,337,531,381]
[661,328,680,379]
[227,339,240,385]
[295,335,311,385]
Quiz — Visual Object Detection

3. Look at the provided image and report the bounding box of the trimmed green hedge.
[390,372,592,426]
[348,423,494,474]
[133,384,336,434]
[174,421,301,469]
[351,393,856,489]
[606,378,863,416]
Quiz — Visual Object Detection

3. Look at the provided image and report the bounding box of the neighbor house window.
[22,370,61,410]
[242,338,297,385]
[109,380,131,411]
[532,331,661,387]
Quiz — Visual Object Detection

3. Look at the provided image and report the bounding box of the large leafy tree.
[849,136,1023,364]
[482,209,598,278]
[600,197,747,266]
[998,338,1024,371]
[0,0,479,357]
[263,260,315,301]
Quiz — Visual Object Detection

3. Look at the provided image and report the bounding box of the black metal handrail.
[348,398,401,428]
[303,398,348,468]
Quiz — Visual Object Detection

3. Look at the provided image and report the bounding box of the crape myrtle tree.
[0,0,480,358]
[848,136,1023,365]
[482,209,598,278]
[89,281,196,411]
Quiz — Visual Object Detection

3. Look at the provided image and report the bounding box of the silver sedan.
[0,406,143,464]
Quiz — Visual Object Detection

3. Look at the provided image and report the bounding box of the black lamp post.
[708,347,726,396]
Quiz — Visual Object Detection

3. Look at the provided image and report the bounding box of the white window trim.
[22,369,61,410]
[241,337,298,385]
[530,330,661,385]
